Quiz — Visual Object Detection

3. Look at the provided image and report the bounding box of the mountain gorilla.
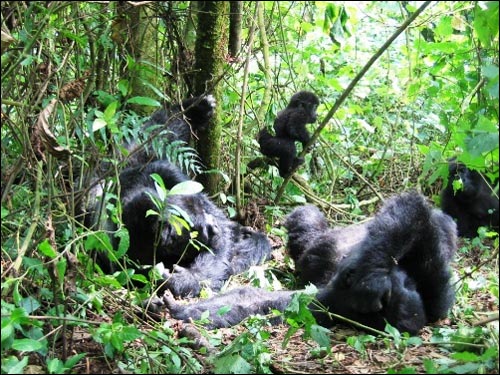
[163,191,457,335]
[85,159,272,297]
[124,94,216,166]
[441,159,499,238]
[255,91,319,177]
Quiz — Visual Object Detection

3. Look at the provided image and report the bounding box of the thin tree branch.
[235,3,259,218]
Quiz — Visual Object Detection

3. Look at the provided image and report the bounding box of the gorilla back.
[85,159,271,297]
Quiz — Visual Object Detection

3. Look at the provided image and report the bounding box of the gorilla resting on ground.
[85,159,271,297]
[254,91,319,177]
[441,159,499,238]
[164,191,457,335]
[125,94,216,166]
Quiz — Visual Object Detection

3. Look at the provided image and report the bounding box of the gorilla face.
[449,161,481,199]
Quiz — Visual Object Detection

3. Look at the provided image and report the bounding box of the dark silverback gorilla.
[124,94,216,166]
[85,159,271,297]
[164,191,457,335]
[441,159,499,238]
[255,91,319,177]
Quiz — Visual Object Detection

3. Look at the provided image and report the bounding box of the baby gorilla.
[125,94,216,166]
[86,159,271,297]
[256,91,319,177]
[441,159,499,237]
[164,191,457,335]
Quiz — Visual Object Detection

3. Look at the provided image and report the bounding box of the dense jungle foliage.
[1,1,498,374]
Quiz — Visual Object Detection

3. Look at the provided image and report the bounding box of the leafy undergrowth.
[3,232,497,374]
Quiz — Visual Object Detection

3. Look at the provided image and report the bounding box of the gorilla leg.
[162,267,427,335]
[257,129,299,177]
[331,191,457,322]
[285,204,368,287]
[399,208,457,322]
[164,287,295,329]
[284,204,330,261]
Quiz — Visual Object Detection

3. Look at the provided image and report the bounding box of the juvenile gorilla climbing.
[125,94,216,166]
[164,191,457,335]
[255,91,319,177]
[441,159,499,238]
[86,159,272,297]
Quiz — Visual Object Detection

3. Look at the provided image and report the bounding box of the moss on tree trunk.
[193,1,229,194]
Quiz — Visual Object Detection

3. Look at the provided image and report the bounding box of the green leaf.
[103,101,118,122]
[451,351,480,361]
[38,239,57,259]
[11,338,44,352]
[114,227,130,259]
[122,326,142,341]
[126,96,161,107]
[84,232,113,252]
[150,173,167,201]
[92,118,107,132]
[117,79,129,97]
[213,354,253,374]
[110,332,124,351]
[169,214,191,235]
[434,16,453,37]
[465,133,499,156]
[47,358,64,374]
[310,324,330,348]
[1,356,28,374]
[474,2,499,48]
[56,258,67,284]
[169,181,204,196]
[19,296,41,314]
[1,320,14,344]
[217,305,232,316]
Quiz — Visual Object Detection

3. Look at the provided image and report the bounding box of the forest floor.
[65,236,499,374]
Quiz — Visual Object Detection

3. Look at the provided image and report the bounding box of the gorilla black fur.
[164,191,457,335]
[86,159,272,297]
[256,91,319,177]
[440,159,499,238]
[125,94,216,166]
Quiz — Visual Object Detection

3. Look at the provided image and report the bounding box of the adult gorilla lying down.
[164,191,457,335]
[85,159,272,297]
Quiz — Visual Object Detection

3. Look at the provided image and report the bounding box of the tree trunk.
[114,2,158,115]
[193,1,229,194]
[228,1,242,57]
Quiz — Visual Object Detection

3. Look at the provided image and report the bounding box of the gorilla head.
[441,159,499,237]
